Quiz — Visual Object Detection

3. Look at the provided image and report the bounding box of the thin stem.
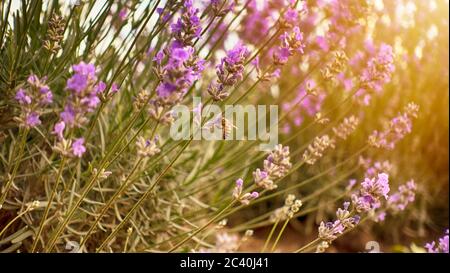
[79,157,144,249]
[0,128,29,208]
[168,200,236,253]
[261,219,279,253]
[270,218,289,252]
[0,206,34,238]
[96,139,195,252]
[31,156,67,252]
[294,238,321,253]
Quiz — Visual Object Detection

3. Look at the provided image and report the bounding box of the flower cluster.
[358,157,394,179]
[270,194,303,222]
[92,167,112,182]
[387,180,416,213]
[52,137,87,158]
[239,0,271,45]
[425,230,449,253]
[51,61,109,159]
[208,44,250,101]
[352,173,390,213]
[375,179,416,221]
[369,103,419,150]
[60,62,105,128]
[232,178,259,205]
[253,144,292,190]
[136,136,161,158]
[316,172,392,252]
[302,135,335,165]
[332,115,359,140]
[359,44,395,93]
[171,0,202,46]
[321,51,349,82]
[273,27,305,65]
[43,13,65,54]
[280,6,301,29]
[317,202,360,249]
[325,0,371,47]
[154,42,205,106]
[14,75,53,128]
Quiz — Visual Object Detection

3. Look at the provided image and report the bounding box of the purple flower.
[326,0,370,41]
[66,62,97,93]
[282,8,299,27]
[236,178,244,188]
[156,82,178,98]
[154,42,204,105]
[253,145,291,190]
[216,44,250,86]
[233,177,259,205]
[15,89,32,104]
[351,173,391,213]
[157,8,171,23]
[60,62,102,128]
[352,194,378,212]
[171,47,191,65]
[387,180,416,213]
[171,0,202,46]
[25,112,41,127]
[369,103,419,150]
[239,0,270,45]
[81,94,100,110]
[72,138,86,158]
[95,81,107,93]
[27,74,38,84]
[60,105,76,125]
[274,47,291,64]
[153,50,164,65]
[111,83,119,94]
[14,75,53,128]
[361,173,390,200]
[281,81,325,130]
[53,121,65,140]
[39,86,53,104]
[425,230,449,253]
[72,62,96,77]
[118,7,127,21]
[359,43,395,94]
[273,27,305,65]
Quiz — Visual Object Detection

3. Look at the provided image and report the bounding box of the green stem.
[96,139,195,252]
[168,201,236,253]
[294,238,321,253]
[270,218,289,252]
[261,219,279,253]
[0,206,33,238]
[31,156,67,252]
[0,128,29,209]
[79,157,143,249]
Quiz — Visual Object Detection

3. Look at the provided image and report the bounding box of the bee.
[222,115,226,140]
[221,112,237,140]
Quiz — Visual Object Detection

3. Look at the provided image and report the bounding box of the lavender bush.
[0,0,448,253]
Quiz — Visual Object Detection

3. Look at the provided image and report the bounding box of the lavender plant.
[0,0,448,253]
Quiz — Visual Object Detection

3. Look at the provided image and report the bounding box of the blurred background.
[229,0,449,252]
